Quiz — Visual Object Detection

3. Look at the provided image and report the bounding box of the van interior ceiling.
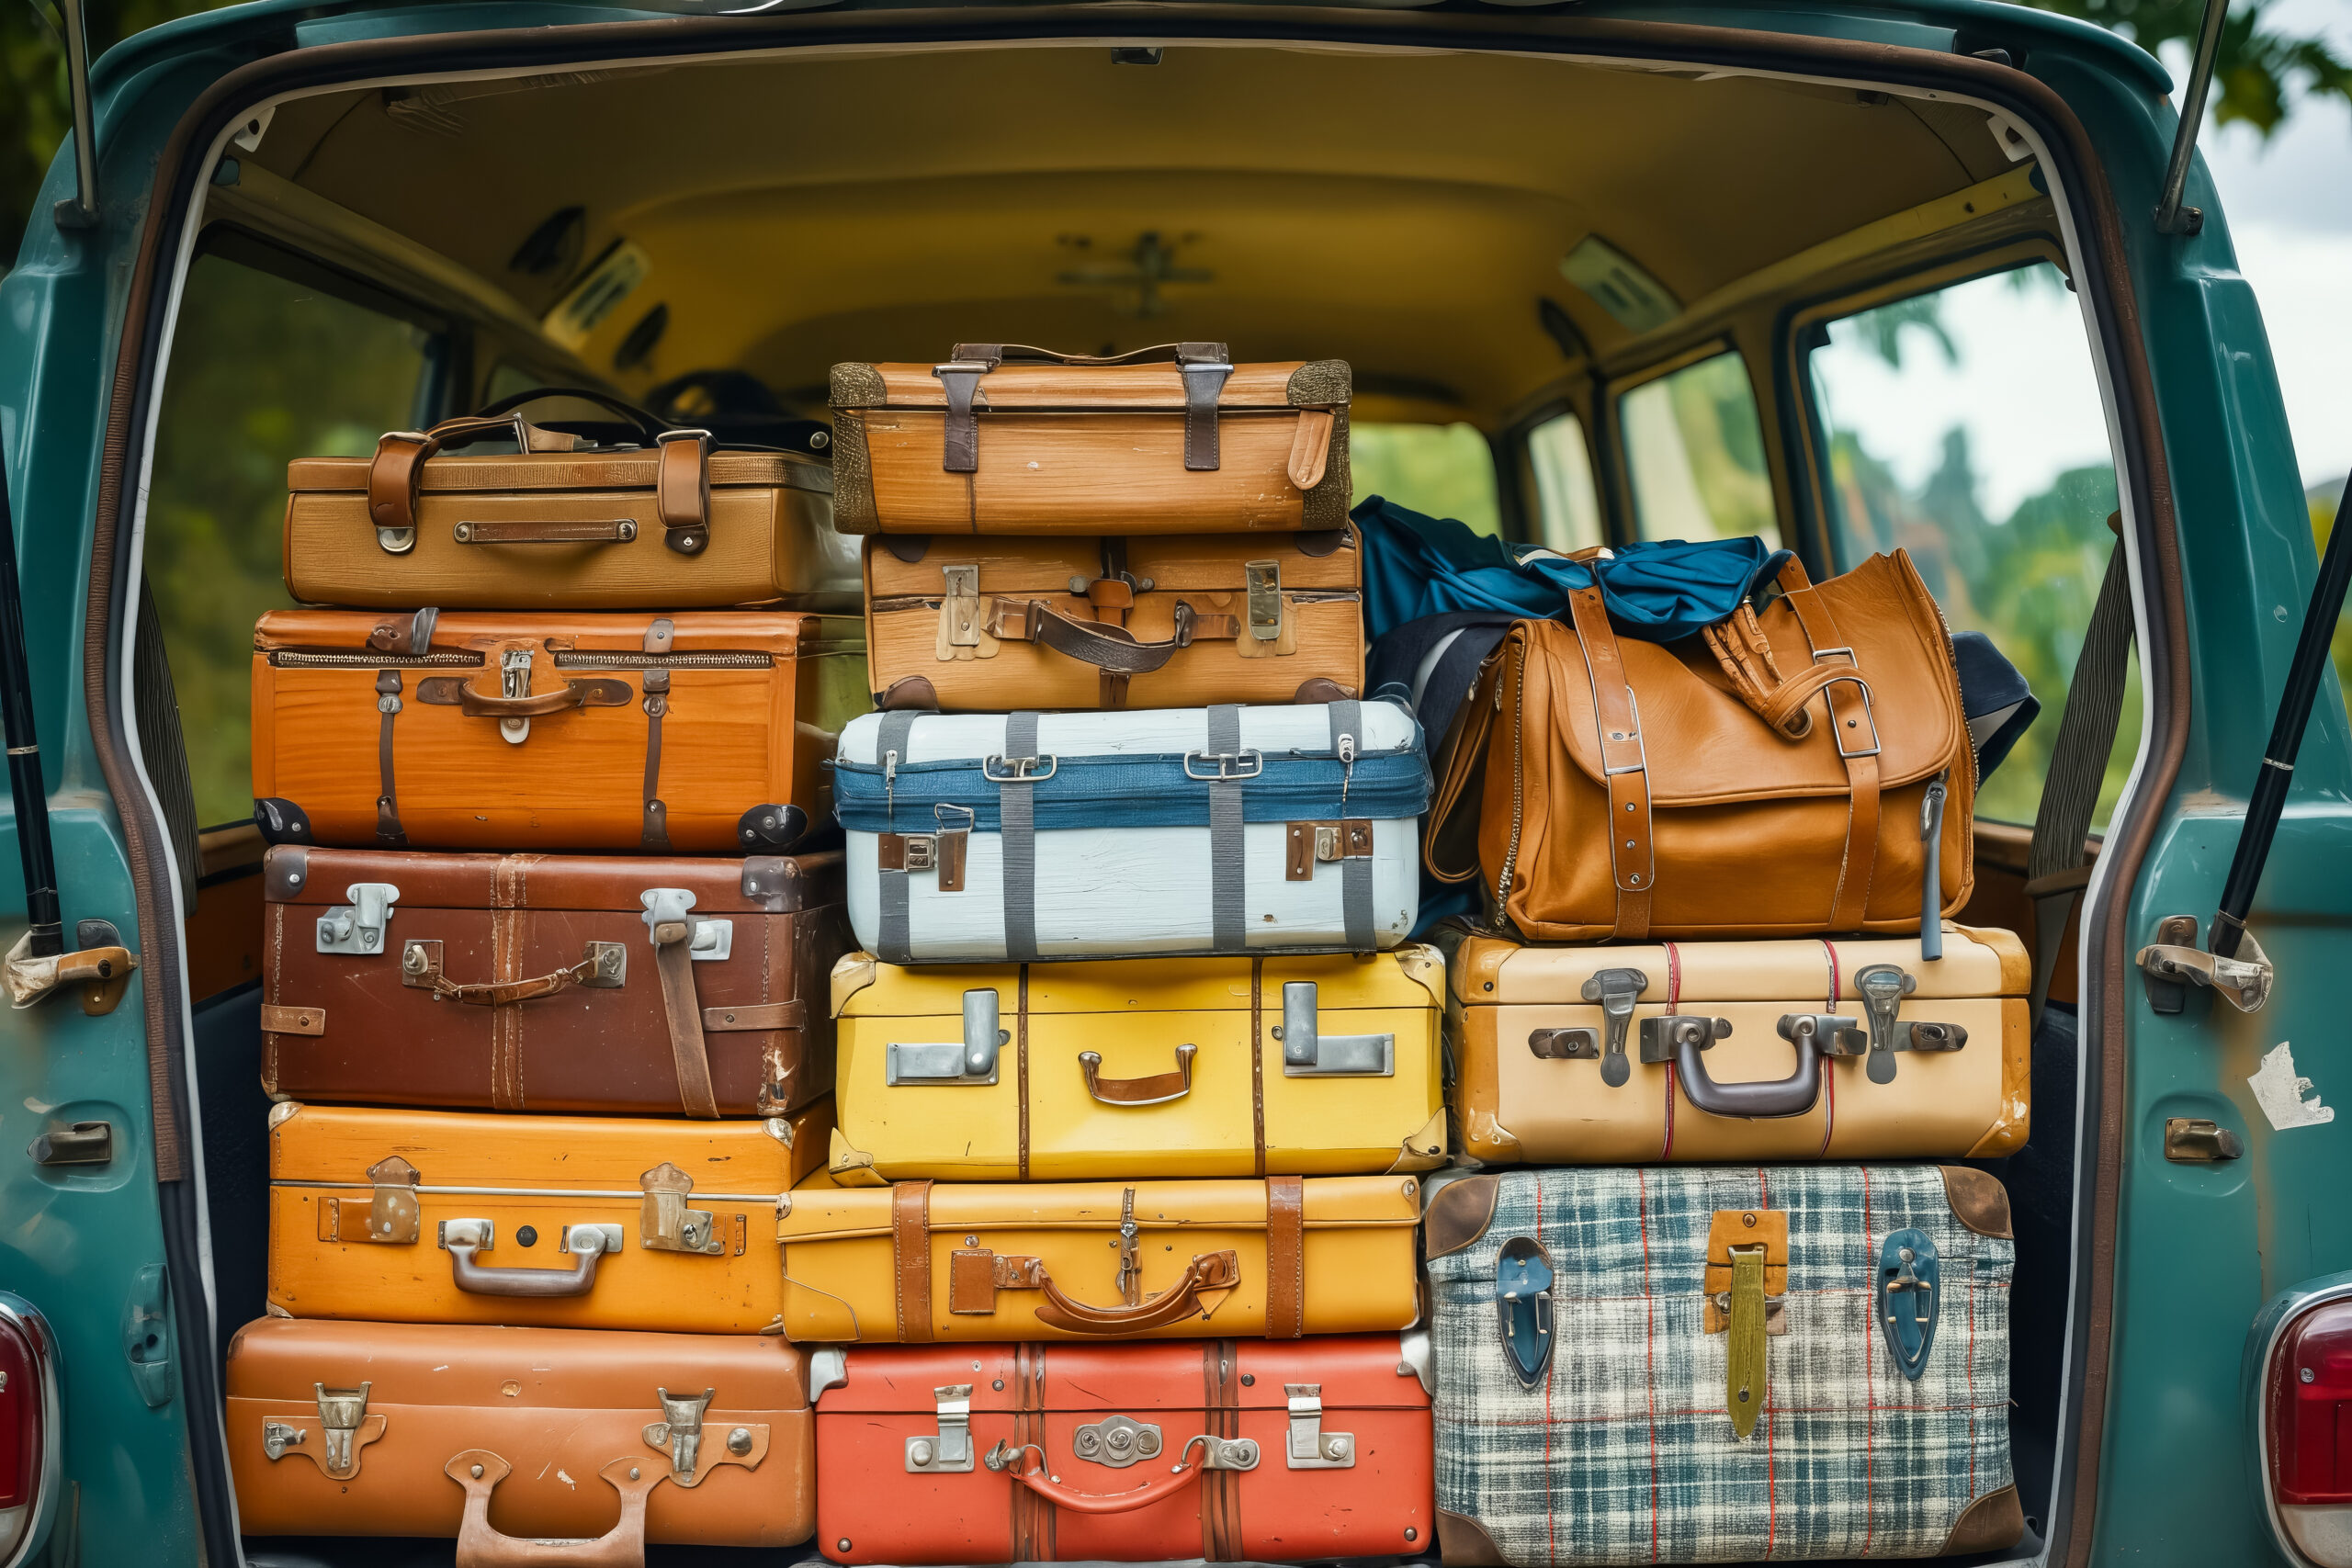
[152,39,2098,1565]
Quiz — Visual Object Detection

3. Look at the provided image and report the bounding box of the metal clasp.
[1806,651,1882,759]
[1581,967,1648,1089]
[317,1382,373,1479]
[641,887,731,961]
[643,1387,716,1481]
[1245,559,1283,642]
[1283,1384,1354,1470]
[317,883,399,955]
[1637,1013,1732,1064]
[942,564,982,649]
[982,752,1058,783]
[499,648,534,745]
[1854,963,1917,1084]
[2165,1116,2245,1162]
[639,1161,725,1256]
[1114,1186,1141,1304]
[1182,750,1263,782]
[1878,1230,1941,1382]
[885,989,1006,1085]
[906,1384,975,1473]
[1272,980,1394,1077]
[316,1155,421,1246]
[2137,916,2273,1013]
[1196,1435,1262,1471]
[1072,1415,1163,1469]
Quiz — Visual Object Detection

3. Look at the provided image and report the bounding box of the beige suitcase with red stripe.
[1440,922,2029,1164]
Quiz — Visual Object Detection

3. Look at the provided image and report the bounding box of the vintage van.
[0,0,2341,1561]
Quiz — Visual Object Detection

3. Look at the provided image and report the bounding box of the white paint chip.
[556,1468,576,1489]
[2250,1042,2335,1131]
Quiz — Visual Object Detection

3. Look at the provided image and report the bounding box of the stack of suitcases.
[224,350,2031,1565]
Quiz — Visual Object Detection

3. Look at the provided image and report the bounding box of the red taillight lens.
[2274,1301,2352,1507]
[0,1312,37,1514]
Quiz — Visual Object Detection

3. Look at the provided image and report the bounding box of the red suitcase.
[810,1335,1431,1564]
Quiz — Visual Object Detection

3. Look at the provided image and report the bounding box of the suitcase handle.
[989,598,1236,675]
[983,1434,1213,1514]
[419,677,636,719]
[1078,1044,1196,1106]
[445,1220,613,1298]
[1030,1250,1239,1335]
[1671,1014,1842,1120]
[445,1450,660,1565]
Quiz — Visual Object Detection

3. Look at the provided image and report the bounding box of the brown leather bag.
[1427,550,1973,941]
[284,400,850,610]
[250,608,831,853]
[226,1317,813,1552]
[830,344,1351,535]
[259,845,847,1117]
[865,528,1365,711]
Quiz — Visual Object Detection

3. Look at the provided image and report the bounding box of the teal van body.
[0,0,2342,1562]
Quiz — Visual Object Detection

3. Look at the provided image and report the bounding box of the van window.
[1350,422,1499,536]
[1806,262,2134,826]
[1618,351,1775,544]
[145,246,438,827]
[1525,412,1604,554]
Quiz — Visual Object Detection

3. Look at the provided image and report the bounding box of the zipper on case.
[267,649,481,668]
[1492,643,1526,927]
[551,651,774,670]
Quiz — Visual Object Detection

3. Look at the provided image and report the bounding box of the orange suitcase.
[251,607,831,853]
[227,1317,813,1551]
[810,1335,1430,1563]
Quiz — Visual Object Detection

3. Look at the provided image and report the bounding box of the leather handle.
[1079,1043,1196,1105]
[1031,1250,1238,1334]
[429,678,634,718]
[996,599,1220,674]
[472,385,668,442]
[454,519,637,546]
[1673,1020,1826,1119]
[428,948,616,1007]
[447,1227,610,1298]
[368,412,576,536]
[991,1440,1209,1515]
[445,1450,659,1567]
[950,341,1229,368]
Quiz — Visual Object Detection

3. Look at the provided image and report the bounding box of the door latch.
[906,1384,975,1473]
[2165,1116,2245,1162]
[28,1119,111,1167]
[1283,1384,1354,1469]
[316,883,399,955]
[1272,980,1394,1077]
[1582,967,1648,1089]
[2138,914,2273,1014]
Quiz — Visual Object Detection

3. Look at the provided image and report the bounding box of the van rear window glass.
[1350,422,1499,536]
[1619,351,1775,544]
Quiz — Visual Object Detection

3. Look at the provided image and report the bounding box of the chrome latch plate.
[317,883,400,955]
[906,1384,975,1473]
[1273,980,1395,1077]
[886,988,1005,1085]
[1072,1415,1163,1469]
[1283,1384,1354,1470]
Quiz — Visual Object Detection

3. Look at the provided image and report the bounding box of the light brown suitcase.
[1441,922,2030,1164]
[251,608,831,853]
[864,529,1365,711]
[259,844,848,1117]
[284,404,854,610]
[267,1100,829,1334]
[226,1317,813,1551]
[831,344,1351,536]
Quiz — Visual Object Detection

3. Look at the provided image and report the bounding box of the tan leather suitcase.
[1441,922,2030,1164]
[227,1317,813,1551]
[259,844,848,1117]
[775,1174,1421,1343]
[831,344,1351,536]
[284,404,854,610]
[865,528,1364,711]
[267,1101,828,1333]
[251,607,831,853]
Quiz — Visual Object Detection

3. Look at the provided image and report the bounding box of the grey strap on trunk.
[1329,700,1375,951]
[1209,704,1247,953]
[2024,540,2134,1026]
[1001,711,1041,963]
[875,709,921,965]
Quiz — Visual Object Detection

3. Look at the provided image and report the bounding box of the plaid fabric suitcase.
[1424,1166,2022,1564]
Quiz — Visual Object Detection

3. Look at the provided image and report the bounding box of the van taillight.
[0,1295,57,1567]
[2269,1298,2352,1564]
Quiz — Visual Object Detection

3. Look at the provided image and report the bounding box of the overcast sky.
[2187,0,2352,491]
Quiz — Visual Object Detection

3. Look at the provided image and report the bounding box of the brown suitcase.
[831,344,1351,536]
[284,403,854,610]
[226,1316,814,1551]
[865,528,1365,711]
[259,844,848,1117]
[252,607,831,853]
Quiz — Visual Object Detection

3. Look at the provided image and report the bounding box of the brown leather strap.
[1016,966,1032,1181]
[1775,558,1883,931]
[987,598,1235,673]
[1564,588,1654,938]
[374,670,405,847]
[640,670,671,851]
[366,413,574,537]
[1012,1343,1052,1563]
[892,1181,934,1342]
[650,929,720,1119]
[701,1000,808,1031]
[1424,639,1507,886]
[1287,409,1334,490]
[655,431,711,555]
[427,952,609,1007]
[1032,1251,1237,1334]
[1203,1343,1241,1561]
[1264,1176,1305,1340]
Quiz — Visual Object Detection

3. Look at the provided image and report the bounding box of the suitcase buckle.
[1272,981,1395,1077]
[315,883,399,955]
[886,988,1006,1086]
[262,1382,382,1482]
[1071,1415,1162,1470]
[907,1385,976,1473]
[1283,1385,1354,1469]
[641,1386,726,1482]
[1879,1230,1941,1382]
[1283,819,1372,881]
[982,752,1058,783]
[641,888,732,960]
[1579,966,1649,1089]
[1182,750,1261,782]
[1245,559,1283,642]
[639,1161,729,1256]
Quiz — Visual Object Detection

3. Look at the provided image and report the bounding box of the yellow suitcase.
[826,948,1448,1182]
[775,1174,1419,1343]
[268,1100,830,1333]
[1442,923,2030,1164]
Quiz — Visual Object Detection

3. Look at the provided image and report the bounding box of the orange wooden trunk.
[813,1336,1430,1563]
[226,1317,813,1550]
[251,608,829,852]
